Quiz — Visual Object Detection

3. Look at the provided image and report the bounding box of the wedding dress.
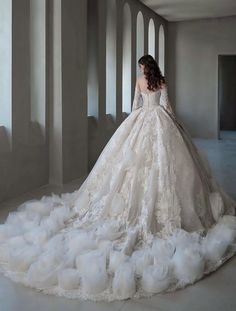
[0,83,236,302]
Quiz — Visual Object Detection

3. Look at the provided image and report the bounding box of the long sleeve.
[132,80,143,112]
[160,84,175,117]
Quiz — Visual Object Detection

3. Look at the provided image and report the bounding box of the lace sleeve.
[160,84,175,116]
[132,80,143,112]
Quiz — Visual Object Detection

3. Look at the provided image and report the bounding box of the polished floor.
[0,134,236,311]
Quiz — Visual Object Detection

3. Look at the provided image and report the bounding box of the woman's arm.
[160,83,175,116]
[132,79,143,112]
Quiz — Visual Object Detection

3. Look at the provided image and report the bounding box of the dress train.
[0,84,236,301]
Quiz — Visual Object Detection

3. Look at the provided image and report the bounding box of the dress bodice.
[132,83,175,116]
[141,90,161,109]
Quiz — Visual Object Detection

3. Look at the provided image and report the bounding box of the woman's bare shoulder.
[136,75,147,89]
[137,75,146,83]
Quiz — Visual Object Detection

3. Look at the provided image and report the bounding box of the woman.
[0,55,236,301]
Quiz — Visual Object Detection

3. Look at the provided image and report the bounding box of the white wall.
[30,0,46,140]
[0,0,49,203]
[167,16,236,139]
[0,0,88,203]
[0,0,166,203]
[0,0,12,141]
[87,0,167,169]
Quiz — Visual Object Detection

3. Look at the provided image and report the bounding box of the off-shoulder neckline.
[140,89,161,95]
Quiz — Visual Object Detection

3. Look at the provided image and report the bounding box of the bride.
[0,54,236,301]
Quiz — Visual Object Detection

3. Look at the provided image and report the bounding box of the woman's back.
[137,74,164,94]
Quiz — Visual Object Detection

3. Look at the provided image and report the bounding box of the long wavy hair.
[138,55,166,91]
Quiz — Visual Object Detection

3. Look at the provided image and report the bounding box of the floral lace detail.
[159,84,175,115]
[0,83,236,301]
[132,82,143,111]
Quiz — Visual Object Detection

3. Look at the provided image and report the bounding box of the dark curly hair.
[138,54,166,91]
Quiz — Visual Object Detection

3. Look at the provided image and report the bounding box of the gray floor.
[0,136,236,311]
[220,130,236,141]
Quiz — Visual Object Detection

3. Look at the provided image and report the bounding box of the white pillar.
[49,0,88,185]
[12,0,31,147]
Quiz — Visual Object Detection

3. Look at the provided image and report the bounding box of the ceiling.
[140,0,236,22]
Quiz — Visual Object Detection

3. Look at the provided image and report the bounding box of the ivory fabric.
[0,85,236,301]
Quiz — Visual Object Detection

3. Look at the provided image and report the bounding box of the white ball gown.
[0,84,236,301]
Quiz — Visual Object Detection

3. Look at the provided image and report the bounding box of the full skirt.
[0,105,236,301]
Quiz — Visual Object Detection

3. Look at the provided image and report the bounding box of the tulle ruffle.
[1,104,236,301]
[0,195,236,301]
